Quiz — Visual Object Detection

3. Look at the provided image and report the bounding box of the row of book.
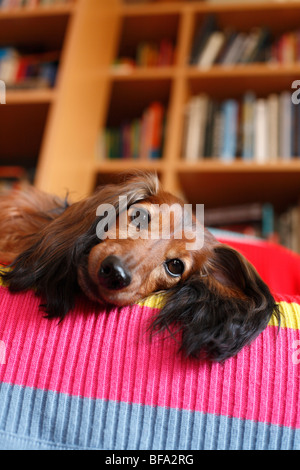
[190,14,300,68]
[0,0,71,8]
[115,39,174,70]
[99,102,165,160]
[205,202,275,239]
[0,166,34,192]
[205,201,300,254]
[182,91,300,162]
[0,48,58,88]
[278,205,300,255]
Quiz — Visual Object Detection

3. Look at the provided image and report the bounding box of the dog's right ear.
[152,244,280,362]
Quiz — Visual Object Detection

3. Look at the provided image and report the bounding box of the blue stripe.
[0,382,298,450]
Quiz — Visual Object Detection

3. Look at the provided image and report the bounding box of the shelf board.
[108,64,300,82]
[0,3,75,19]
[110,66,176,80]
[94,159,165,173]
[187,64,300,97]
[94,159,300,175]
[0,7,72,49]
[177,160,300,173]
[93,159,300,210]
[193,0,300,14]
[121,1,188,16]
[5,89,56,104]
[187,63,300,79]
[177,160,300,210]
[120,0,300,16]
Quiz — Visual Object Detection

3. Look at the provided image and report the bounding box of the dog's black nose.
[98,255,131,290]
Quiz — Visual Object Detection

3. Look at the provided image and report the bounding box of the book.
[220,99,238,161]
[242,92,255,161]
[293,99,300,158]
[279,91,292,159]
[211,103,224,158]
[267,94,279,161]
[246,28,271,63]
[222,33,247,65]
[183,94,209,160]
[215,31,237,64]
[136,39,174,67]
[278,204,300,254]
[239,29,262,64]
[197,31,225,69]
[148,101,164,159]
[254,98,268,163]
[204,100,217,157]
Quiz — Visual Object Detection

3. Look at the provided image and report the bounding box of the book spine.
[254,99,268,163]
[242,92,255,160]
[267,94,279,161]
[279,91,292,160]
[149,102,164,159]
[220,99,238,161]
[182,98,200,161]
[197,31,225,68]
[184,95,208,161]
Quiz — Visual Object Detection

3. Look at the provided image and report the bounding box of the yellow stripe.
[270,301,300,330]
[0,265,299,330]
[0,266,9,287]
[138,296,300,331]
[137,292,166,310]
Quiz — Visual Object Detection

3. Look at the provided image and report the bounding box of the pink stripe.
[0,287,299,428]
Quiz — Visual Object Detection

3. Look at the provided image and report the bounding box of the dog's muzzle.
[98,255,132,290]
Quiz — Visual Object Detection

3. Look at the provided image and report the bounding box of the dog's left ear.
[153,244,280,362]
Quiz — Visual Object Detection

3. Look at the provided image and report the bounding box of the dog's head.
[3,173,280,361]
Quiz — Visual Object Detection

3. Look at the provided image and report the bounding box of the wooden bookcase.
[4,0,300,214]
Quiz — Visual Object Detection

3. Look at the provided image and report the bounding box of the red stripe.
[0,287,299,428]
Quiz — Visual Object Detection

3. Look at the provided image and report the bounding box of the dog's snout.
[98,255,131,290]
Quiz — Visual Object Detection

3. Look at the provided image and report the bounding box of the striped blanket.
[0,236,299,450]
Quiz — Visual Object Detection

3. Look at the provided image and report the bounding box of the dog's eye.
[165,259,185,277]
[128,207,150,230]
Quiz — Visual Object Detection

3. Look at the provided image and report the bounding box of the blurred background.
[1,0,300,252]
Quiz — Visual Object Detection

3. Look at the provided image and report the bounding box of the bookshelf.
[5,0,300,218]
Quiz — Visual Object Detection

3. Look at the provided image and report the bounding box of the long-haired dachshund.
[0,172,280,361]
